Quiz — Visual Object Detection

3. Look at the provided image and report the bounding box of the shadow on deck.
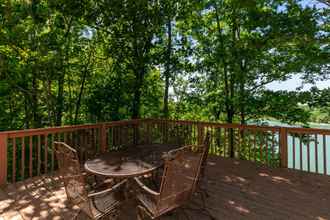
[1,156,330,220]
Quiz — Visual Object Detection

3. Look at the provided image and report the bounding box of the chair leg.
[199,188,216,220]
[182,207,215,220]
[137,205,152,220]
[183,197,216,220]
[74,210,92,220]
[107,208,120,220]
[73,210,81,220]
[180,209,191,220]
[201,187,210,198]
[200,189,208,209]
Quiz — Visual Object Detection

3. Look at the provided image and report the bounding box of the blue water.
[287,135,330,175]
[249,120,330,175]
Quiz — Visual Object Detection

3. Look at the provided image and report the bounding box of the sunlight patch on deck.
[228,200,251,214]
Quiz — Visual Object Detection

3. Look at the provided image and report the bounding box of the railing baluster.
[272,131,275,167]
[307,134,310,172]
[114,126,117,147]
[92,128,96,151]
[315,134,318,174]
[323,135,327,175]
[29,136,33,178]
[64,132,67,143]
[164,120,167,144]
[237,129,241,159]
[0,134,7,186]
[241,129,244,159]
[259,132,265,163]
[224,128,227,158]
[300,134,303,171]
[265,132,269,165]
[118,126,120,146]
[45,134,49,174]
[212,127,215,155]
[119,126,122,146]
[292,133,295,169]
[38,135,41,176]
[100,124,106,152]
[21,137,25,180]
[279,128,288,168]
[72,131,76,146]
[13,138,16,183]
[51,134,55,173]
[248,130,252,161]
[95,128,99,151]
[219,128,222,157]
[254,130,257,162]
[54,133,59,170]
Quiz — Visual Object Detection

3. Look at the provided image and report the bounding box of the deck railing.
[286,127,330,175]
[141,119,283,167]
[0,118,330,186]
[0,120,140,185]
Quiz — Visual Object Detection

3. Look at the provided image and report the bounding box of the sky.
[300,0,328,8]
[266,74,330,91]
[266,0,330,91]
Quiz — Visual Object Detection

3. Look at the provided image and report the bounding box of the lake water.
[249,120,330,175]
[287,135,330,175]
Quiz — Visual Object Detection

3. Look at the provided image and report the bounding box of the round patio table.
[84,144,177,178]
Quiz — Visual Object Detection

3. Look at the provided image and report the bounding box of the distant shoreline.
[248,120,330,130]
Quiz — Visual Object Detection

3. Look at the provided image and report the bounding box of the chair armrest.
[134,177,160,196]
[88,179,127,198]
[60,172,94,181]
[61,174,85,180]
[166,145,193,159]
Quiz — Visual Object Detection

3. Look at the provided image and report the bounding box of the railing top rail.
[1,118,329,138]
[144,118,330,134]
[144,118,282,131]
[0,119,141,138]
[286,127,330,135]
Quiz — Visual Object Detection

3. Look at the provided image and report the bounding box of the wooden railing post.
[279,127,288,168]
[146,120,152,144]
[197,124,204,145]
[163,120,168,144]
[133,121,139,145]
[0,133,8,186]
[100,124,107,153]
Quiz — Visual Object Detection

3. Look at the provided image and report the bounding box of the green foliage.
[0,0,329,131]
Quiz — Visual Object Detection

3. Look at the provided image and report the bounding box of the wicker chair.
[54,142,127,219]
[197,132,211,195]
[190,132,216,219]
[134,145,204,219]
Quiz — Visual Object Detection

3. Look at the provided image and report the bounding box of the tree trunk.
[132,67,144,119]
[31,74,40,128]
[55,17,73,126]
[74,73,87,124]
[45,79,53,126]
[31,0,40,128]
[163,18,172,118]
[214,2,235,158]
[24,94,30,129]
[55,74,65,126]
[239,59,246,125]
[228,6,239,158]
[74,47,94,124]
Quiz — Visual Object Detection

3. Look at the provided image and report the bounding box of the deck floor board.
[1,156,330,220]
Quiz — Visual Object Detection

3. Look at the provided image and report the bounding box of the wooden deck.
[1,156,330,220]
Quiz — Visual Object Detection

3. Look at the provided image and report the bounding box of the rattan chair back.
[200,131,211,178]
[157,146,204,214]
[54,142,89,206]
